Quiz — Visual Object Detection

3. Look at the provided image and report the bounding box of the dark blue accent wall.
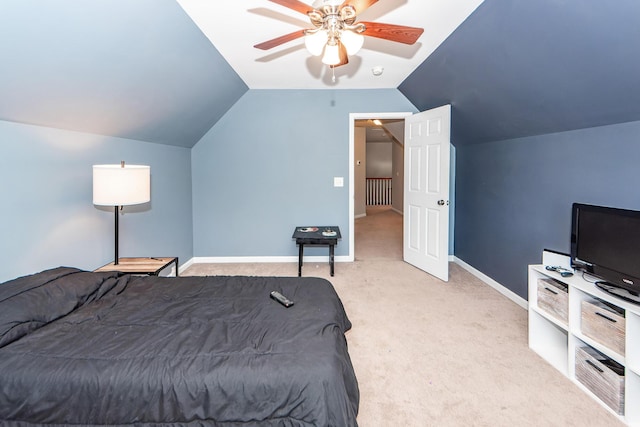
[399,0,640,146]
[455,120,640,299]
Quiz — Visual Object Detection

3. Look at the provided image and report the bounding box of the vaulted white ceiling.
[177,0,483,89]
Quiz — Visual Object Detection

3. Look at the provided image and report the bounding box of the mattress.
[0,267,359,426]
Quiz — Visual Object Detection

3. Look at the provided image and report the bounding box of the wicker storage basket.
[581,299,625,355]
[537,278,568,324]
[575,346,624,415]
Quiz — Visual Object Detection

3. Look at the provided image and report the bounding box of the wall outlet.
[333,177,344,187]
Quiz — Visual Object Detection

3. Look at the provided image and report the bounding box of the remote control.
[545,265,574,277]
[270,291,294,307]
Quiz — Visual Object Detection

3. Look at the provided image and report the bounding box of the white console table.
[529,264,640,426]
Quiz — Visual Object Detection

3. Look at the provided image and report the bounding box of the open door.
[403,105,451,281]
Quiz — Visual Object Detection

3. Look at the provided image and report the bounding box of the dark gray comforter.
[0,267,359,426]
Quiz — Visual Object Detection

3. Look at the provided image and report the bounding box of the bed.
[0,267,359,426]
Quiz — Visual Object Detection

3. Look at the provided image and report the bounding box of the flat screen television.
[571,203,640,304]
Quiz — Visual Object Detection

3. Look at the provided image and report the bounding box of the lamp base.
[114,206,119,265]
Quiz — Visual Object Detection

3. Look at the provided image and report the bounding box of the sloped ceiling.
[399,0,640,145]
[0,0,247,148]
[1,1,639,148]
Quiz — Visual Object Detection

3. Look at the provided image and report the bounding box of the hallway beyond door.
[354,206,402,261]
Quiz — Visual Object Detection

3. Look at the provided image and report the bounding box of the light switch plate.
[333,177,344,187]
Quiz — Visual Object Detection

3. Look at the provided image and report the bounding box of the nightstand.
[94,257,179,276]
[292,226,341,277]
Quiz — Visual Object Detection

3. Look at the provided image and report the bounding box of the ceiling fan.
[254,0,424,68]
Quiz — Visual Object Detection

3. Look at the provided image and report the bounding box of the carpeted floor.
[183,206,623,427]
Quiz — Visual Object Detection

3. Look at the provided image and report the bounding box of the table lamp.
[93,161,150,265]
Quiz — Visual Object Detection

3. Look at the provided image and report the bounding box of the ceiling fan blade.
[267,0,314,15]
[331,41,349,68]
[359,21,424,45]
[254,29,307,50]
[340,0,378,15]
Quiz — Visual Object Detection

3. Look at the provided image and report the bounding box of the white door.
[403,105,451,281]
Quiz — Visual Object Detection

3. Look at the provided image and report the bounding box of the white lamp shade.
[93,164,150,206]
[304,30,328,56]
[322,43,340,65]
[340,30,364,55]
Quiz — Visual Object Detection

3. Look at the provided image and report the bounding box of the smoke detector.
[372,66,384,76]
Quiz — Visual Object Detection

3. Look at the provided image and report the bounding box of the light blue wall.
[0,0,248,148]
[192,89,418,258]
[0,120,193,283]
[455,120,640,299]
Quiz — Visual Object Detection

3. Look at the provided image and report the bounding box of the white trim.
[177,257,195,275]
[452,256,528,309]
[190,255,352,264]
[349,112,413,264]
[184,256,527,310]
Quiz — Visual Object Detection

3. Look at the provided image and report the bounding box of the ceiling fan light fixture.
[322,43,341,66]
[340,29,364,55]
[304,29,328,56]
[255,0,424,72]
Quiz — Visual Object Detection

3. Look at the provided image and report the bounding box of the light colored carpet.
[183,207,623,427]
[355,205,403,261]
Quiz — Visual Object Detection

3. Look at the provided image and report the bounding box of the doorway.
[349,108,454,280]
[348,112,412,262]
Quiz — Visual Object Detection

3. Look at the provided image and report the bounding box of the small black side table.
[292,226,341,277]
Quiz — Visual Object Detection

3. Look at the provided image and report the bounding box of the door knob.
[437,200,449,206]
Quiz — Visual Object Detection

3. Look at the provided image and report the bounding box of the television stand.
[529,264,640,425]
[596,281,640,305]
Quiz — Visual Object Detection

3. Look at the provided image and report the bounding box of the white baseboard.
[182,255,527,310]
[452,256,528,309]
[177,257,195,275]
